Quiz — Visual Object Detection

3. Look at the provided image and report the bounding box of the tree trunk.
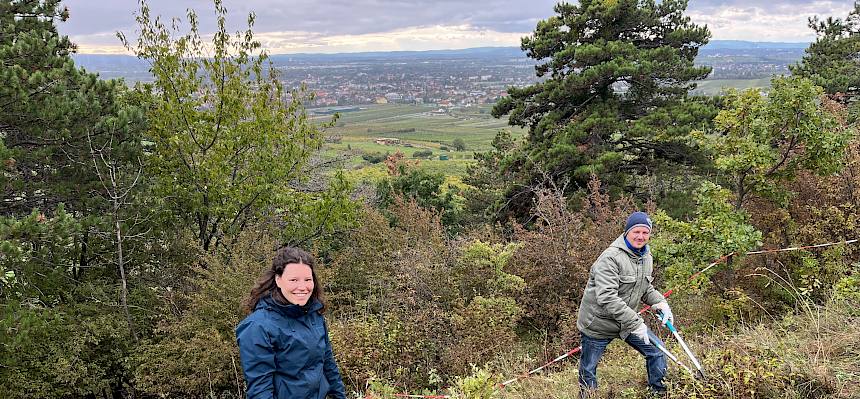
[115,200,138,342]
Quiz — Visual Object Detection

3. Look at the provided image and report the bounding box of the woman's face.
[275,263,314,306]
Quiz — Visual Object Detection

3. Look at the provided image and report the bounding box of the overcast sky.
[56,0,856,54]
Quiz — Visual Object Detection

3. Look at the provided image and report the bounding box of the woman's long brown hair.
[242,246,326,315]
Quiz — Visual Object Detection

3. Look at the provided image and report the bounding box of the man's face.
[625,226,651,249]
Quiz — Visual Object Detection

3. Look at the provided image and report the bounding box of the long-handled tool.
[658,312,706,380]
[649,336,694,376]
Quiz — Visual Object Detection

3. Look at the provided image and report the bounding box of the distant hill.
[71,40,810,67]
[702,40,809,49]
[70,40,811,84]
[268,46,526,63]
[71,54,148,71]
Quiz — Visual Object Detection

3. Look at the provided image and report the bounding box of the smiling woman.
[236,247,347,399]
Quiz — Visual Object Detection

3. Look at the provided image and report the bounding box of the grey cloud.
[61,0,559,39]
[688,0,851,15]
[57,0,857,51]
[690,0,846,7]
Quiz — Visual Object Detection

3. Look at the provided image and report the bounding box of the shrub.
[510,176,637,346]
[131,231,274,397]
[326,202,524,390]
[413,149,434,159]
[0,302,133,398]
[363,151,389,164]
[833,271,860,302]
[650,182,762,290]
[446,296,522,374]
[376,167,464,228]
[734,139,860,310]
[665,300,857,399]
[450,366,499,399]
[328,315,403,388]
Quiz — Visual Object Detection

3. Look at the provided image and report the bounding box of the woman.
[236,247,347,399]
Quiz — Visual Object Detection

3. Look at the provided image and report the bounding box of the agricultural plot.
[313,77,775,179]
[692,78,773,95]
[313,104,525,177]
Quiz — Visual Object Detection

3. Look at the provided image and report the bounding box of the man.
[577,211,673,395]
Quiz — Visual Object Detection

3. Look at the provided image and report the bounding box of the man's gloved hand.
[631,322,649,344]
[652,301,673,326]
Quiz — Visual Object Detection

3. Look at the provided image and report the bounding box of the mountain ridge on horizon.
[72,39,810,60]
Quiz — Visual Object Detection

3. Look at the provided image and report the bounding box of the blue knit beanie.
[624,211,652,234]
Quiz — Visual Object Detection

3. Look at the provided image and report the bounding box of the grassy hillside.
[362,299,859,399]
[494,299,859,399]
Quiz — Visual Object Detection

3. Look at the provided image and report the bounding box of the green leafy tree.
[650,182,762,288]
[132,232,266,397]
[491,0,714,215]
[413,149,434,159]
[122,0,353,251]
[0,3,153,396]
[696,76,850,209]
[0,300,134,397]
[377,166,464,227]
[463,130,521,224]
[451,137,466,151]
[0,0,150,326]
[790,2,860,96]
[0,206,81,302]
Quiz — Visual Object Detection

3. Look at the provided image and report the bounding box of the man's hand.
[631,323,649,344]
[652,301,673,326]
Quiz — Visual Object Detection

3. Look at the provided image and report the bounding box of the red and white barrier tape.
[363,393,450,399]
[746,239,859,255]
[364,238,860,397]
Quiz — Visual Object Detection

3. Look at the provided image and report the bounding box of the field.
[692,78,773,95]
[314,77,777,180]
[313,104,526,178]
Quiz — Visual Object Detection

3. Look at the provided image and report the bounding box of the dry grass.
[484,300,859,399]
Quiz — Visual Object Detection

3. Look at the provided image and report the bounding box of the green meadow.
[314,104,526,179]
[316,77,776,181]
[692,78,773,95]
[309,78,770,180]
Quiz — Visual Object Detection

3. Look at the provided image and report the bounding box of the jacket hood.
[257,293,323,318]
[609,234,649,257]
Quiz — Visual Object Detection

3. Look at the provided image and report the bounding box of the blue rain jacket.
[236,295,347,399]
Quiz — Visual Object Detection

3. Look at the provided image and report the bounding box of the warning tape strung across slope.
[364,238,860,398]
[746,239,859,255]
[363,392,450,398]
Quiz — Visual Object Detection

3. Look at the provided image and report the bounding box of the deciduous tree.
[697,76,850,209]
[122,0,354,251]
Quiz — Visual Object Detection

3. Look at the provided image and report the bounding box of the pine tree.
[0,0,144,216]
[790,2,860,96]
[490,0,715,215]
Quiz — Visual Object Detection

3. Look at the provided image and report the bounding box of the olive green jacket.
[577,234,666,340]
